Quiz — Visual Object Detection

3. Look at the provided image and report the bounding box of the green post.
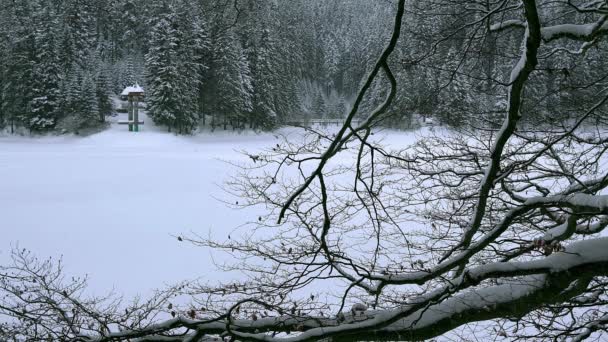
[134,97,140,132]
[128,97,134,132]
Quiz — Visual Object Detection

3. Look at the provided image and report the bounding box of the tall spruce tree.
[28,1,62,131]
[145,5,200,134]
[81,72,99,125]
[2,1,36,132]
[248,28,279,129]
[95,61,113,122]
[207,31,253,130]
[178,3,210,127]
[60,0,95,71]
[145,11,180,131]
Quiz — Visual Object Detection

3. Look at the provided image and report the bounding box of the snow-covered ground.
[0,113,277,297]
[0,112,424,298]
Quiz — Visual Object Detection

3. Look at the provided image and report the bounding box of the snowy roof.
[121,84,144,96]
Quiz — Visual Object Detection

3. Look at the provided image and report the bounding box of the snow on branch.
[69,238,608,342]
[489,19,526,32]
[541,16,608,42]
[489,14,608,43]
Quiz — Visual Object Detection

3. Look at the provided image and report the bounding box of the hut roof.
[121,84,144,96]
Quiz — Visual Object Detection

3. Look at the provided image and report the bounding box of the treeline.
[0,0,292,133]
[2,0,602,134]
[0,0,399,134]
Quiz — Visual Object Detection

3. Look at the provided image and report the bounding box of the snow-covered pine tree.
[208,31,253,130]
[109,62,123,95]
[59,0,96,71]
[55,65,104,131]
[145,12,179,131]
[2,50,33,133]
[1,1,37,132]
[0,11,8,129]
[178,4,210,128]
[311,89,326,118]
[248,27,279,130]
[28,1,62,131]
[191,19,211,126]
[122,56,137,89]
[268,3,303,120]
[119,0,141,51]
[145,5,200,134]
[237,48,254,130]
[62,68,82,118]
[95,61,113,122]
[81,72,99,125]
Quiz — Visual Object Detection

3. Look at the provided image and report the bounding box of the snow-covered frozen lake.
[0,117,278,296]
[0,116,424,298]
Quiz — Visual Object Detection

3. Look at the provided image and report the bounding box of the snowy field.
[0,114,424,298]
